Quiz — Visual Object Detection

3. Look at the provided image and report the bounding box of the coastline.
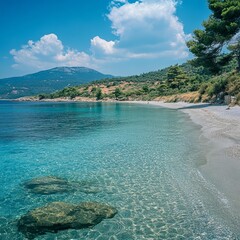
[136,101,240,215]
[2,100,240,238]
[183,105,240,211]
[13,96,117,102]
[4,98,240,212]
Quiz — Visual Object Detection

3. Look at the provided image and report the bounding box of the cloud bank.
[105,0,187,58]
[10,34,94,72]
[10,0,189,75]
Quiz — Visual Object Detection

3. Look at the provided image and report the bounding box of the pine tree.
[187,0,240,73]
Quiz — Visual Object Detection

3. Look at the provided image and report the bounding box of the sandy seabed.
[15,98,240,213]
[134,101,240,217]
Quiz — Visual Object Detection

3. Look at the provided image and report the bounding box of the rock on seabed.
[23,176,102,195]
[17,201,117,239]
[23,176,72,194]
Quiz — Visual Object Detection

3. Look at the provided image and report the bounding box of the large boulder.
[18,201,117,239]
[23,176,73,194]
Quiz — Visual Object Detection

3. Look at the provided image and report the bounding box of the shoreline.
[183,105,240,211]
[136,101,240,215]
[3,98,240,212]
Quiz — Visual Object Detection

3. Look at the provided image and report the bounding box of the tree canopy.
[187,0,240,73]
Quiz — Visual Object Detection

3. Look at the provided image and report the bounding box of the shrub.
[96,88,103,100]
[113,88,122,99]
[38,94,46,100]
[199,83,209,95]
[142,85,149,93]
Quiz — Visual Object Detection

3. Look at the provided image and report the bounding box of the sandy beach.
[136,101,240,215]
[183,105,240,214]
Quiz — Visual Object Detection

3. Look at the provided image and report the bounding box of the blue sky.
[0,0,210,78]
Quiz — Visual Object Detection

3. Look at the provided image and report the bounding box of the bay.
[0,101,238,239]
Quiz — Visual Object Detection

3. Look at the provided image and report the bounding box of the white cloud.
[10,0,189,76]
[91,36,117,55]
[87,0,189,74]
[10,34,94,72]
[89,0,189,74]
[109,0,128,8]
[105,0,188,58]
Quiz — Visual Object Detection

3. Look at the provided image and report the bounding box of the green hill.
[36,60,239,105]
[0,67,113,99]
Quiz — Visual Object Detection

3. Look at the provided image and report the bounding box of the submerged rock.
[23,176,72,194]
[24,176,102,195]
[79,185,101,194]
[17,201,117,239]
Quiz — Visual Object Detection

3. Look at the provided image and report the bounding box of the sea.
[0,101,239,239]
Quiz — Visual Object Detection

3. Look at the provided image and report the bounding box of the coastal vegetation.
[37,60,239,104]
[187,0,240,73]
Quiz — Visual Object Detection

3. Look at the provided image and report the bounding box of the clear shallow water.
[0,101,239,239]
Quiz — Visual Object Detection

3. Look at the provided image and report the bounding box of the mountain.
[0,67,113,99]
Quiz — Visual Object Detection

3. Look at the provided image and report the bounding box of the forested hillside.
[36,60,239,104]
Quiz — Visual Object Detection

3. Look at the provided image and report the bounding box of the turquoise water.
[0,101,238,239]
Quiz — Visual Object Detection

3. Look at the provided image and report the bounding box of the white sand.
[136,101,240,213]
[182,105,240,210]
